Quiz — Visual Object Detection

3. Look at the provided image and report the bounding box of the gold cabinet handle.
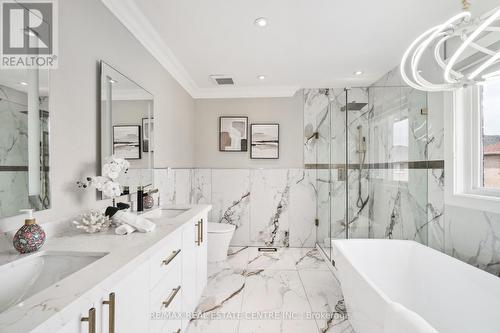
[162,286,181,308]
[103,293,115,333]
[195,222,200,246]
[200,219,204,243]
[162,249,181,266]
[173,329,181,333]
[81,308,96,333]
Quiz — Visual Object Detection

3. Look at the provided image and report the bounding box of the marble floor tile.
[299,270,352,333]
[245,247,301,270]
[189,247,354,333]
[241,269,312,315]
[226,246,252,270]
[295,248,331,271]
[190,265,245,333]
[238,319,319,333]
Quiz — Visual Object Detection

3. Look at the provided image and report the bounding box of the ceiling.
[102,0,500,98]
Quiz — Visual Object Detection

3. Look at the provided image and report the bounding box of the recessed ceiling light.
[19,81,28,86]
[354,70,364,76]
[257,75,266,80]
[254,17,268,27]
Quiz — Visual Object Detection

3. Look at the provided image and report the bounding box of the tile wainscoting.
[154,168,318,248]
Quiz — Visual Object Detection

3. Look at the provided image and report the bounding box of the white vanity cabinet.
[195,216,208,300]
[181,215,207,329]
[53,210,208,333]
[56,262,150,333]
[55,300,102,333]
[106,262,150,333]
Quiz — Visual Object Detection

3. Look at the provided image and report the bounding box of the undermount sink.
[0,251,108,313]
[161,208,189,218]
[142,208,189,219]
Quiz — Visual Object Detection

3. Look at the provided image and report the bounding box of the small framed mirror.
[99,61,154,198]
[0,68,50,218]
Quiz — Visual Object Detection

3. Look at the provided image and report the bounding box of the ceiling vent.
[210,75,235,86]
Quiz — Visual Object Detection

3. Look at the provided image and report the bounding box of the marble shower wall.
[304,71,437,252]
[304,65,500,277]
[370,67,446,250]
[0,84,50,218]
[154,168,317,248]
[303,87,372,246]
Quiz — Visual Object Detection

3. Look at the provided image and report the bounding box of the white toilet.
[207,222,236,262]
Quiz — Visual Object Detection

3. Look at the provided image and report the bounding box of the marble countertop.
[0,204,211,333]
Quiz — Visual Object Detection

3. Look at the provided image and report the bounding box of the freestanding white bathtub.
[331,239,500,333]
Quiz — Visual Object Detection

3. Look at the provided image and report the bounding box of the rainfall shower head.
[341,102,368,111]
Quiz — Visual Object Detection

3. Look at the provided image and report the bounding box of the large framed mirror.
[99,61,154,198]
[0,69,50,218]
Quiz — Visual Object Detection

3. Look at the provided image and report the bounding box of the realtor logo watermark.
[0,0,58,68]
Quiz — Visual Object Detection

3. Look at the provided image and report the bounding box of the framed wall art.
[250,123,279,159]
[219,116,248,152]
[113,125,141,159]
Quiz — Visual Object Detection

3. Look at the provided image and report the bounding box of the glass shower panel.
[329,89,348,242]
[345,88,371,239]
[315,103,332,258]
[367,86,428,244]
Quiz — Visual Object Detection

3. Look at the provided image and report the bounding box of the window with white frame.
[446,79,500,213]
[480,80,500,189]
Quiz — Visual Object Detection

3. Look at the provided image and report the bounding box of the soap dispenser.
[13,209,46,254]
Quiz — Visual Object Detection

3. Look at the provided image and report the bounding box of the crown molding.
[101,0,198,96]
[101,0,301,99]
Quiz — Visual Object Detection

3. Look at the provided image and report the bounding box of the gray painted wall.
[0,0,195,231]
[194,91,304,169]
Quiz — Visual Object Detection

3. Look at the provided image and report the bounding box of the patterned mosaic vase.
[13,223,46,254]
[143,194,155,210]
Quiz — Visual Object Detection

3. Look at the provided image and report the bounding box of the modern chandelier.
[400,0,500,92]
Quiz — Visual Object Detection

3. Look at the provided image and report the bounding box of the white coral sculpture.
[73,211,112,233]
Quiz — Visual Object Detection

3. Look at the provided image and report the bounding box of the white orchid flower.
[101,180,122,198]
[91,176,108,191]
[102,162,122,180]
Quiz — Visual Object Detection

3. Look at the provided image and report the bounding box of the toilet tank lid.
[207,222,236,233]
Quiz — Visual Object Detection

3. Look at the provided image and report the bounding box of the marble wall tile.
[329,173,349,240]
[444,205,500,277]
[0,172,29,218]
[303,89,330,165]
[172,169,192,205]
[153,168,169,205]
[156,168,319,248]
[249,169,291,247]
[0,90,28,166]
[191,169,212,220]
[347,168,371,239]
[368,171,427,243]
[118,168,153,193]
[427,92,445,161]
[154,168,192,206]
[289,169,317,247]
[427,168,445,251]
[211,169,251,246]
[317,169,333,247]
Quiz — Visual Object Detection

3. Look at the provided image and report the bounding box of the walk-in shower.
[305,85,429,261]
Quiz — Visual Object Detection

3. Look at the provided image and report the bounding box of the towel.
[115,223,136,235]
[113,211,156,234]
